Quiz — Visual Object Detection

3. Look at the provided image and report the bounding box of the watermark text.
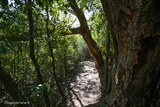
[4,101,30,105]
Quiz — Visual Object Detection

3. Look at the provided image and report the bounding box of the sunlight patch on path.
[68,61,101,107]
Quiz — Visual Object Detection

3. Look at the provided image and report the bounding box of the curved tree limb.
[61,27,81,35]
[68,0,104,68]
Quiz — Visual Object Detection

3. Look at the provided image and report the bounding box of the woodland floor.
[65,61,101,107]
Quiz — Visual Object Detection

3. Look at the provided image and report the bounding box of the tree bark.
[100,0,160,107]
[68,0,104,69]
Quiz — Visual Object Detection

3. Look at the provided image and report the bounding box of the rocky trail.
[66,61,101,107]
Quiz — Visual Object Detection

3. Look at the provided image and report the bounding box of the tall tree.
[26,0,50,106]
[100,0,160,107]
[45,0,67,104]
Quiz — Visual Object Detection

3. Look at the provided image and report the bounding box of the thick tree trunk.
[100,0,160,107]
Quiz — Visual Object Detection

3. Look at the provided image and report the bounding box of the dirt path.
[67,61,101,107]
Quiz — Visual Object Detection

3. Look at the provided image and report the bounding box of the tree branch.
[61,27,81,35]
[68,0,88,27]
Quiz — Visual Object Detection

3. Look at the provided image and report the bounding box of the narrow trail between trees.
[66,61,101,107]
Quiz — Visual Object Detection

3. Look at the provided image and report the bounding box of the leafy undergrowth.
[65,61,101,107]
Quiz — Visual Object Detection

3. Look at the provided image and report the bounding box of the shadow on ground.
[65,61,101,107]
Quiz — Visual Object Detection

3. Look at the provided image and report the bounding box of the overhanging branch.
[70,27,81,34]
[68,0,88,27]
[61,27,81,35]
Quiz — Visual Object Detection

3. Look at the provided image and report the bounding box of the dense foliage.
[0,0,109,106]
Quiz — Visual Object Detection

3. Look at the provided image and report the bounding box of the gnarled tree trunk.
[100,0,160,107]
